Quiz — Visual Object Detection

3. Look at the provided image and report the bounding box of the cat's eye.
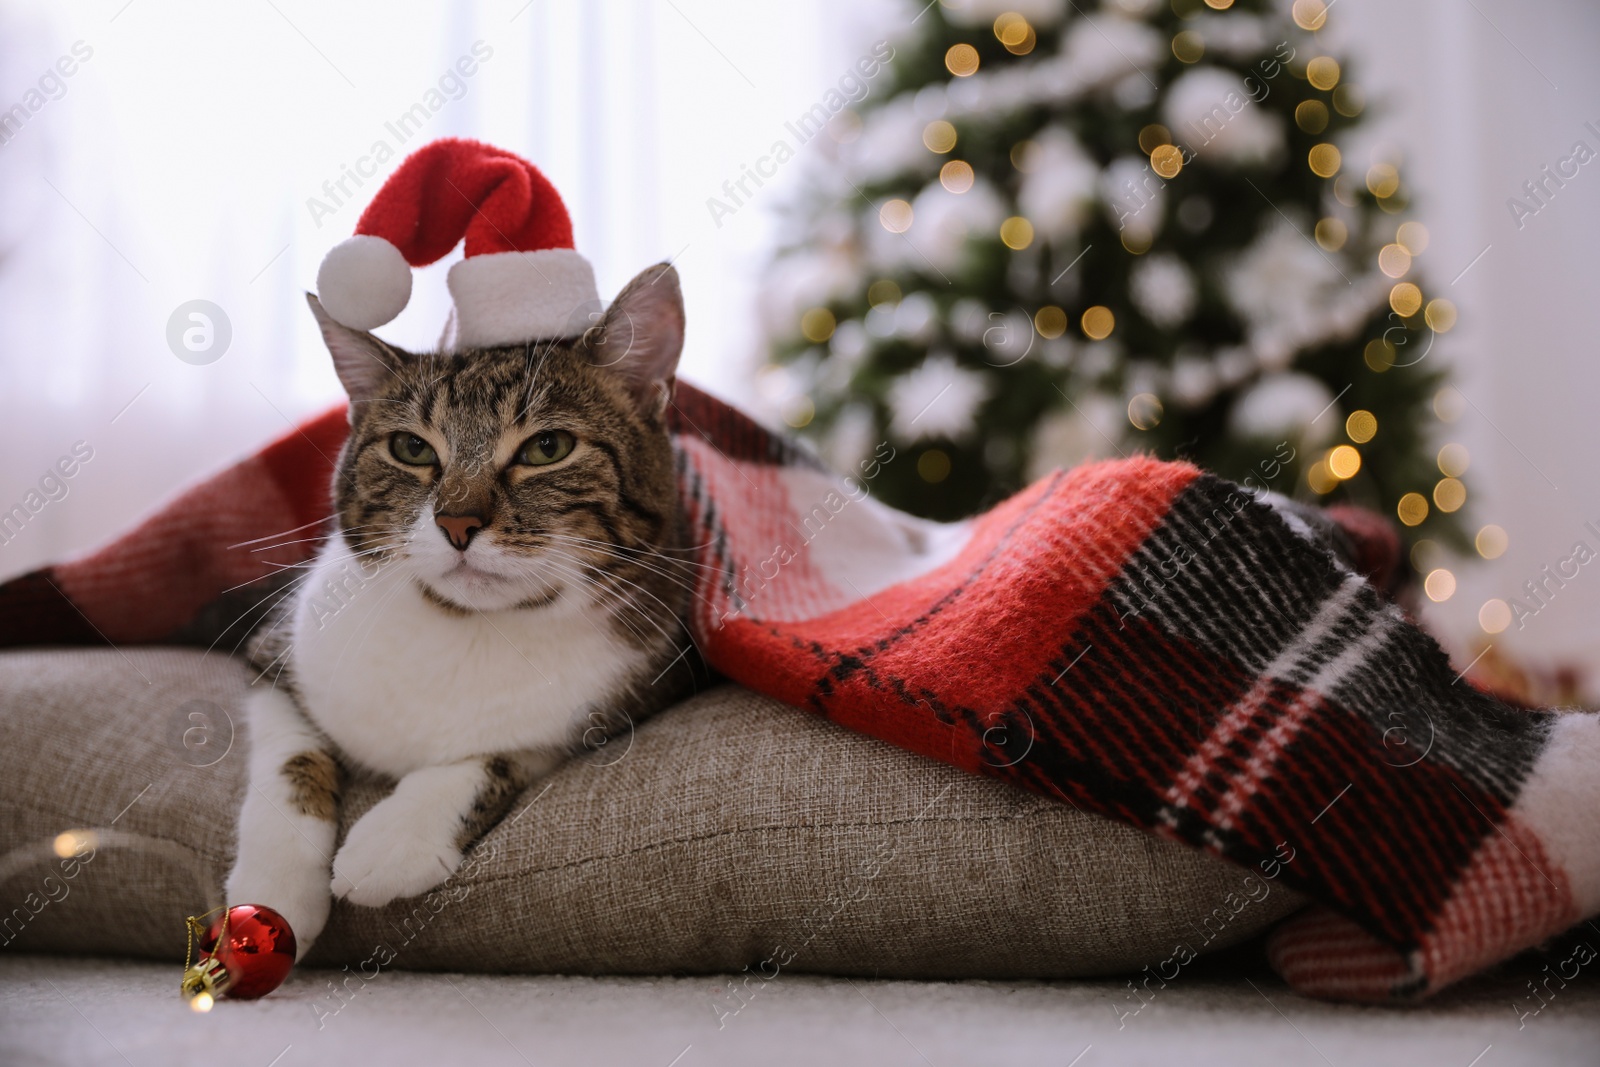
[389,432,438,466]
[517,430,575,467]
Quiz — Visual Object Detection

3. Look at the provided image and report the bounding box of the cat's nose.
[436,513,485,550]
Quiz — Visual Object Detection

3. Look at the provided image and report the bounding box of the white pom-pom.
[316,235,411,331]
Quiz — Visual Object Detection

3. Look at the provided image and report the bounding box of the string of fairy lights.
[794,0,1509,632]
[1287,0,1503,632]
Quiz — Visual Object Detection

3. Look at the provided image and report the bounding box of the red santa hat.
[315,137,598,349]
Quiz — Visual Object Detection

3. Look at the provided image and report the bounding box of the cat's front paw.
[226,859,331,961]
[331,798,463,908]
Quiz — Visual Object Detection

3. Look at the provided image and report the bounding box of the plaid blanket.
[2,383,1595,1002]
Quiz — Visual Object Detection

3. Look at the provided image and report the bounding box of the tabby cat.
[227,263,699,957]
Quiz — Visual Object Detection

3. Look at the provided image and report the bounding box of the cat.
[226,262,701,958]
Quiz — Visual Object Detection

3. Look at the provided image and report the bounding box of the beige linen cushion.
[0,648,1303,978]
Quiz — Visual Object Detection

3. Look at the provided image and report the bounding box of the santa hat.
[315,138,598,349]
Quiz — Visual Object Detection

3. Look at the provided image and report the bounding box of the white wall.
[1325,0,1600,681]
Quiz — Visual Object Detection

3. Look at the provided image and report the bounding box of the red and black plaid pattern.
[2,384,1594,1001]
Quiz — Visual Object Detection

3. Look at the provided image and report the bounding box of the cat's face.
[309,264,685,618]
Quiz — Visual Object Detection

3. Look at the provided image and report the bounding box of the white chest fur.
[287,541,646,778]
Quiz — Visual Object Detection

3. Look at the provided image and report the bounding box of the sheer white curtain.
[0,0,878,577]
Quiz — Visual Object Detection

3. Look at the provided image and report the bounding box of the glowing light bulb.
[1306,57,1341,90]
[940,159,975,193]
[1081,306,1115,340]
[1292,0,1328,31]
[1295,100,1329,134]
[1397,221,1429,254]
[1381,247,1414,281]
[1434,478,1466,513]
[1397,492,1429,526]
[1367,164,1400,198]
[1307,460,1338,495]
[1308,143,1342,178]
[1000,216,1034,250]
[1389,282,1423,315]
[1332,85,1365,116]
[1172,31,1205,63]
[1364,339,1394,372]
[1138,124,1172,154]
[879,200,913,234]
[800,307,836,343]
[1476,524,1508,559]
[1328,445,1361,480]
[1034,306,1067,339]
[52,830,96,858]
[994,12,1035,54]
[945,44,979,77]
[1314,217,1347,251]
[1128,393,1164,431]
[783,396,815,429]
[923,120,957,154]
[1437,443,1469,477]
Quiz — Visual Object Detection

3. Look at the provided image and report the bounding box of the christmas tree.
[760,0,1467,552]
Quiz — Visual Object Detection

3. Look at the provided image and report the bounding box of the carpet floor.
[2,951,1597,1066]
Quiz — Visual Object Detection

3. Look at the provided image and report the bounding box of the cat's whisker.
[536,526,726,569]
[531,552,645,627]
[532,546,706,610]
[332,542,410,561]
[224,582,312,660]
[204,572,316,658]
[226,515,339,551]
[244,522,409,555]
[535,563,645,649]
[248,638,296,688]
[537,544,676,617]
[210,558,326,616]
[245,535,333,554]
[534,556,662,653]
[532,534,718,610]
[227,531,405,586]
[215,568,300,599]
[327,532,419,562]
[541,530,725,571]
[534,530,713,587]
[537,546,696,657]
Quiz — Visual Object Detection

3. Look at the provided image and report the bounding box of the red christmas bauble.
[197,904,297,999]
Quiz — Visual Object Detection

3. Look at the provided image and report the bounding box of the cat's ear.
[306,293,407,403]
[583,263,684,419]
